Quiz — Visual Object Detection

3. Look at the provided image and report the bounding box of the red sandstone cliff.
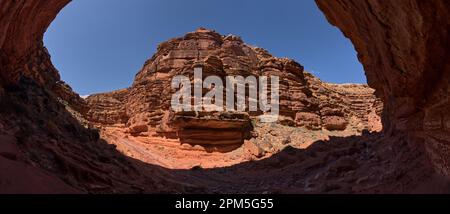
[86,29,382,139]
[316,0,450,177]
[0,0,449,193]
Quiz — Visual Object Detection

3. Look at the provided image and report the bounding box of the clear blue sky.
[44,0,366,95]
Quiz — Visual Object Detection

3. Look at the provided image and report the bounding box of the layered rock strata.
[85,29,382,147]
[316,0,450,176]
[1,0,448,193]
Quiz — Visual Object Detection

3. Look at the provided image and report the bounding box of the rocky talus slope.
[0,0,449,193]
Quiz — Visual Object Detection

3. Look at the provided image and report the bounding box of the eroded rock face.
[85,89,129,125]
[1,0,449,193]
[86,29,382,144]
[172,111,253,146]
[0,0,69,86]
[0,0,187,193]
[316,0,450,176]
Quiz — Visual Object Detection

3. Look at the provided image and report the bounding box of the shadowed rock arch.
[316,0,450,176]
[0,0,449,190]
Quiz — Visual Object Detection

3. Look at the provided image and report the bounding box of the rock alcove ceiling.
[0,0,449,193]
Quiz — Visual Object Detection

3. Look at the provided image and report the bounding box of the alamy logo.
[171,67,280,123]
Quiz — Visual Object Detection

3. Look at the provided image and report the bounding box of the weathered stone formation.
[0,0,183,194]
[123,29,263,140]
[1,0,449,193]
[0,1,86,116]
[86,28,382,146]
[316,0,450,176]
[324,83,383,132]
[302,73,383,132]
[0,0,69,86]
[172,111,253,146]
[85,89,129,125]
